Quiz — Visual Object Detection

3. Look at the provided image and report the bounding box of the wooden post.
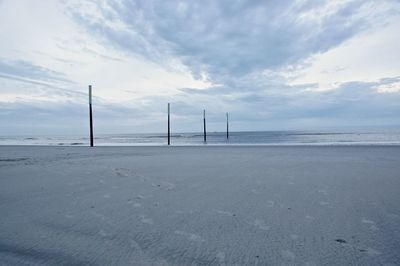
[168,103,170,145]
[226,112,229,140]
[203,109,206,143]
[89,85,94,147]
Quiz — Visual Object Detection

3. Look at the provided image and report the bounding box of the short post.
[203,109,207,143]
[167,103,170,145]
[88,85,94,147]
[226,112,229,140]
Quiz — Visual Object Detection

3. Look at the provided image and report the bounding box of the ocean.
[1,130,400,146]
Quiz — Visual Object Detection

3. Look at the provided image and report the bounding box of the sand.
[0,145,400,265]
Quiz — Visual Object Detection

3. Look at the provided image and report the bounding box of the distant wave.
[144,135,183,138]
[57,142,85,146]
[1,130,400,146]
[188,134,203,138]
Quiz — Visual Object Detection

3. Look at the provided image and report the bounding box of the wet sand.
[0,145,400,265]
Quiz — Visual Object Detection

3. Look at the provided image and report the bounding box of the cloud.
[0,58,89,104]
[0,0,399,134]
[0,59,71,83]
[120,76,400,131]
[251,77,400,123]
[0,97,160,135]
[68,0,397,81]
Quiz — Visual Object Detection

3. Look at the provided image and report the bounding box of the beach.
[0,145,400,265]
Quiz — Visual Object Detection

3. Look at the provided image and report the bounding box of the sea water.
[1,130,400,146]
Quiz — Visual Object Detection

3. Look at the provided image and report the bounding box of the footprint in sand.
[362,218,379,231]
[317,189,328,195]
[335,238,382,257]
[362,218,375,224]
[252,219,270,231]
[305,215,315,220]
[99,230,112,237]
[304,262,317,266]
[267,200,275,208]
[174,230,205,242]
[153,181,176,190]
[280,250,296,260]
[290,234,299,240]
[115,168,132,177]
[215,210,235,217]
[216,252,226,265]
[139,215,154,225]
[365,247,382,256]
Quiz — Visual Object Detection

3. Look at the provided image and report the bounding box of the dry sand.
[0,145,400,265]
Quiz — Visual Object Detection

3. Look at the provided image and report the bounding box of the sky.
[0,0,399,135]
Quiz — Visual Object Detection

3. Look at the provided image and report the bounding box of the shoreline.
[2,142,400,147]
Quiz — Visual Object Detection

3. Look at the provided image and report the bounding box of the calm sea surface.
[1,130,400,146]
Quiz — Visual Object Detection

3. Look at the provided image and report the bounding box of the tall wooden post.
[203,109,206,143]
[226,112,229,140]
[89,85,94,147]
[168,103,170,145]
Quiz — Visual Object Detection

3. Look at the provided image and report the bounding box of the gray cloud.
[0,99,155,135]
[124,76,400,131]
[0,58,85,101]
[0,59,72,84]
[235,77,400,122]
[1,76,399,134]
[68,0,396,81]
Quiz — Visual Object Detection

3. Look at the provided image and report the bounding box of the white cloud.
[290,14,400,91]
[377,81,400,93]
[0,0,210,104]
